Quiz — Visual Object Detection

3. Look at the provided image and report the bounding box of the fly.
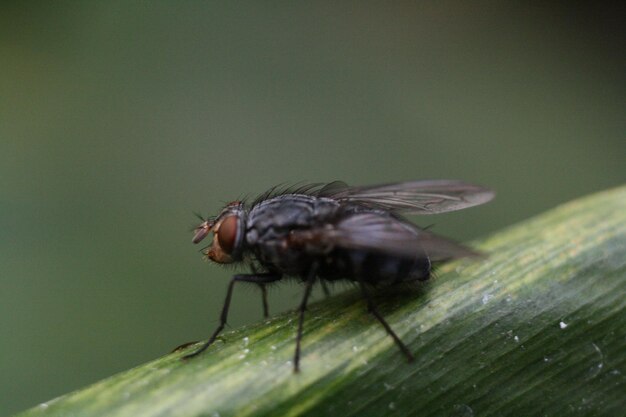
[184,180,494,372]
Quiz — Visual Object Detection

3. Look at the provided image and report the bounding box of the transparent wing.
[291,213,480,261]
[319,180,494,214]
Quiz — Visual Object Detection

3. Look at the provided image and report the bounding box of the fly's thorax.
[246,195,339,235]
[244,195,340,273]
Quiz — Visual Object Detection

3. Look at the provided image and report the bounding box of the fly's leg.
[183,273,281,360]
[359,282,414,362]
[250,265,271,318]
[171,340,199,353]
[260,284,269,318]
[294,263,318,373]
[320,280,331,298]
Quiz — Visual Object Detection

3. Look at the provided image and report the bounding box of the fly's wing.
[333,213,479,260]
[291,212,480,261]
[319,180,494,214]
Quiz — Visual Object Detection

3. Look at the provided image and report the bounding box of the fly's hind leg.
[359,282,414,362]
[183,273,281,360]
[293,262,318,373]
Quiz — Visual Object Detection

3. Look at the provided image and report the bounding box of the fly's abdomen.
[319,249,431,285]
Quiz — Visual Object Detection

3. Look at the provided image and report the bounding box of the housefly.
[184,180,494,372]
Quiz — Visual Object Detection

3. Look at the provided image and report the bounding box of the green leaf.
[16,186,626,417]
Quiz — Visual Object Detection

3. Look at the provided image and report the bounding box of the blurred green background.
[1,2,624,414]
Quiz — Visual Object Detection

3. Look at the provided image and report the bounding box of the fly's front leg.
[183,273,281,360]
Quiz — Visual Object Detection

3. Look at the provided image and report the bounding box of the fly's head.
[192,201,246,264]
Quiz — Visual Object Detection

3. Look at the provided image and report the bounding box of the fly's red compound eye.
[216,215,239,254]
